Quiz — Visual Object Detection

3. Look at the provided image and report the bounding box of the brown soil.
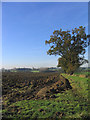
[2,72,72,109]
[79,74,86,78]
[35,75,72,99]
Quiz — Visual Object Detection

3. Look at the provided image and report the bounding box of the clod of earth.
[36,75,72,99]
[79,74,86,78]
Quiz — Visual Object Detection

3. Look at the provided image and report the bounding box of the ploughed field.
[2,72,61,102]
[2,72,89,119]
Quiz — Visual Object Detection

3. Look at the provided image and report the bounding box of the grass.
[2,72,89,119]
[74,71,90,76]
[62,73,89,99]
[31,70,39,72]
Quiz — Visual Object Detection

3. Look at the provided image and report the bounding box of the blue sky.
[2,2,88,69]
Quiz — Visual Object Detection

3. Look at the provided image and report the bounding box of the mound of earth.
[35,75,72,99]
[79,74,87,78]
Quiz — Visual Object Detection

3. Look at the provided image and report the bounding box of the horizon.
[1,66,89,70]
[2,2,89,69]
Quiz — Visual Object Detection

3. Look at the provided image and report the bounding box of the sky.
[1,0,90,2]
[2,2,89,69]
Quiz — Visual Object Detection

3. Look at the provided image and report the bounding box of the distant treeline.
[1,67,90,73]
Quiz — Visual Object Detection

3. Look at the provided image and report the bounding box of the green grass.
[62,73,89,99]
[3,72,89,119]
[74,71,90,76]
[31,70,39,72]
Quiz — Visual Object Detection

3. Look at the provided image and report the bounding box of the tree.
[45,26,89,75]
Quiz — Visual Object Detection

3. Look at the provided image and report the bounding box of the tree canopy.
[45,26,89,74]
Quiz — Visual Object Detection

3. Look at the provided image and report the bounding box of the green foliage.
[45,26,89,74]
